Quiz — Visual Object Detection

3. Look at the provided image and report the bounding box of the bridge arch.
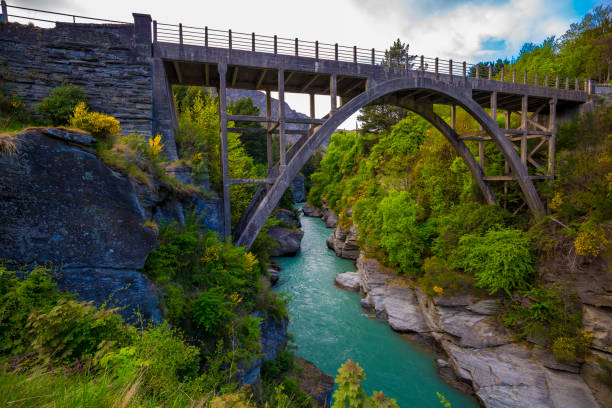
[236,76,545,248]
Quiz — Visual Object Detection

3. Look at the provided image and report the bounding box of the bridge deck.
[155,43,588,113]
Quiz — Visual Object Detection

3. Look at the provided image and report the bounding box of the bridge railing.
[1,3,129,27]
[1,1,591,92]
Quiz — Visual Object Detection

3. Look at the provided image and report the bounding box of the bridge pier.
[217,63,232,239]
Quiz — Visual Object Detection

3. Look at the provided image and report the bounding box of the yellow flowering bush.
[549,192,563,212]
[69,102,120,140]
[552,330,594,361]
[574,228,608,257]
[433,286,444,296]
[148,134,165,160]
[243,252,258,273]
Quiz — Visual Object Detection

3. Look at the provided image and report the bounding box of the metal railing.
[1,2,129,27]
[0,1,591,92]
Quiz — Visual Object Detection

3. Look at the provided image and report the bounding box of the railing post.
[512,70,516,83]
[1,0,8,22]
[462,61,466,76]
[555,76,559,88]
[371,48,375,65]
[475,64,480,79]
[295,38,298,56]
[500,66,504,81]
[229,29,232,50]
[353,46,357,63]
[534,72,539,86]
[435,57,439,78]
[565,77,569,90]
[316,41,319,60]
[335,43,338,61]
[488,65,492,80]
[274,35,277,54]
[252,32,255,52]
[153,20,157,43]
[523,71,527,85]
[584,78,588,92]
[421,55,425,72]
[449,59,453,82]
[545,74,549,87]
[575,77,579,90]
[205,26,208,47]
[179,23,183,45]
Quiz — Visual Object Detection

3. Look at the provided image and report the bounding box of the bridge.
[0,3,593,249]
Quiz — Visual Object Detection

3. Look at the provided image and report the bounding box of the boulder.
[301,204,322,217]
[268,226,304,256]
[327,224,360,260]
[334,272,361,292]
[275,208,301,228]
[322,208,339,228]
[269,269,280,285]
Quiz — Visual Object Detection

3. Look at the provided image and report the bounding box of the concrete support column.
[278,69,286,168]
[1,0,8,22]
[330,74,337,115]
[217,63,231,240]
[309,93,315,136]
[450,104,456,130]
[504,111,511,198]
[548,98,557,175]
[266,90,273,173]
[521,95,528,165]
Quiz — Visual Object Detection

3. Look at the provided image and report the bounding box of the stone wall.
[0,22,153,135]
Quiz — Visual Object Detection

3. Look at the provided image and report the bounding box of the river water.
[274,212,478,408]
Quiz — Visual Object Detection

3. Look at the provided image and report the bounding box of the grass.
[0,132,18,155]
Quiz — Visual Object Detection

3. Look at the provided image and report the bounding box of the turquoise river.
[274,211,478,408]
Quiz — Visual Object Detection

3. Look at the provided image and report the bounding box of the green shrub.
[35,84,86,125]
[459,228,535,295]
[332,360,398,408]
[0,265,69,355]
[504,284,587,359]
[26,298,129,364]
[193,287,236,333]
[418,256,476,297]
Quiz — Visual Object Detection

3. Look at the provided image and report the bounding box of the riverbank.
[303,204,606,408]
[274,210,479,408]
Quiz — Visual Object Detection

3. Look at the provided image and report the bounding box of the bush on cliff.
[69,101,120,140]
[35,84,86,126]
[458,228,536,296]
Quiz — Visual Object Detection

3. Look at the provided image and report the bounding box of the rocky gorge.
[306,204,611,408]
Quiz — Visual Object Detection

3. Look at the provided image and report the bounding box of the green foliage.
[417,257,476,297]
[174,87,264,227]
[193,287,236,333]
[26,298,129,364]
[35,84,86,126]
[503,285,582,351]
[0,88,35,131]
[332,360,398,408]
[0,265,69,355]
[458,228,535,295]
[437,393,452,407]
[228,97,267,164]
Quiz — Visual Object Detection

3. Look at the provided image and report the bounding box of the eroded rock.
[334,272,361,292]
[268,226,304,257]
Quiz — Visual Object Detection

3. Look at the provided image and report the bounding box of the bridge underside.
[151,43,588,248]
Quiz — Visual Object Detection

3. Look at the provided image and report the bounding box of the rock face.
[292,357,335,408]
[268,226,304,257]
[326,224,360,260]
[275,208,301,229]
[350,252,602,408]
[0,128,222,321]
[242,313,289,385]
[292,174,307,203]
[321,207,339,228]
[334,272,361,292]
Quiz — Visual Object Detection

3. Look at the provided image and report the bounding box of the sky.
[9,0,604,124]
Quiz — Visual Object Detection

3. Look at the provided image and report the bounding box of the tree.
[357,39,416,134]
[228,98,267,165]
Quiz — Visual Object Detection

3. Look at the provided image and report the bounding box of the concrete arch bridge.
[0,5,592,249]
[144,17,591,249]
